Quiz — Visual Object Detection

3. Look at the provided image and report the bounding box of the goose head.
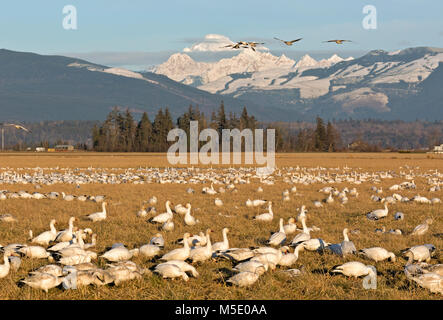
[388,252,396,262]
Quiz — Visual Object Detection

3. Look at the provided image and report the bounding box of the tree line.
[91,103,345,152]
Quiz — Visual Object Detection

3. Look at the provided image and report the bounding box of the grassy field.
[0,152,441,299]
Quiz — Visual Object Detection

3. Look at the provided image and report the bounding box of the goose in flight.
[274,37,303,46]
[323,40,352,44]
[3,123,31,133]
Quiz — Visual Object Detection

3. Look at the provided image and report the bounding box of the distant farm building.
[55,145,74,152]
[432,144,443,154]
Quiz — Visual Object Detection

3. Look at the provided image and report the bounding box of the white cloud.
[183,34,269,52]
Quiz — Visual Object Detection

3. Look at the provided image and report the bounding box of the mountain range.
[0,49,270,122]
[155,47,443,120]
[1,47,443,122]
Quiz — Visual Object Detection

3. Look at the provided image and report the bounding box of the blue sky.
[1,0,442,68]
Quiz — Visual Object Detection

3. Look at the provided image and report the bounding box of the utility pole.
[1,128,4,151]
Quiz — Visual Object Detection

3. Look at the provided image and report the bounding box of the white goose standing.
[30,219,57,246]
[86,202,107,222]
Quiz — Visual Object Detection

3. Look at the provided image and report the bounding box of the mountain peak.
[294,54,317,69]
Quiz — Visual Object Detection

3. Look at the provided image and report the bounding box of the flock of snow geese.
[0,165,442,296]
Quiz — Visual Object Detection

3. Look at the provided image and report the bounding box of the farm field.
[0,152,441,300]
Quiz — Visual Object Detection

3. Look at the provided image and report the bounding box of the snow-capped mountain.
[154,47,443,120]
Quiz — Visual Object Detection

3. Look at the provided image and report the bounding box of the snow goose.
[302,238,330,252]
[149,233,165,247]
[154,263,189,281]
[233,261,268,276]
[21,272,64,293]
[246,199,267,207]
[85,202,107,222]
[55,217,75,242]
[340,228,357,256]
[30,219,57,246]
[61,192,75,201]
[174,204,188,215]
[139,244,162,258]
[403,245,432,263]
[18,246,50,259]
[179,232,207,247]
[394,212,404,220]
[0,252,11,278]
[283,218,298,234]
[100,246,137,262]
[324,192,334,204]
[214,198,223,207]
[404,264,443,294]
[326,228,356,256]
[411,218,433,236]
[217,248,254,262]
[189,229,213,263]
[212,228,230,252]
[267,218,286,246]
[158,260,199,278]
[150,201,173,224]
[148,196,158,206]
[366,203,389,220]
[160,233,192,261]
[296,205,308,222]
[162,219,174,232]
[332,262,376,278]
[227,271,259,287]
[83,234,97,250]
[0,214,17,222]
[278,245,303,267]
[358,247,396,262]
[184,203,198,226]
[253,202,273,222]
[30,264,64,277]
[290,216,310,246]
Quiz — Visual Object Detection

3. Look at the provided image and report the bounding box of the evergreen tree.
[135,112,152,152]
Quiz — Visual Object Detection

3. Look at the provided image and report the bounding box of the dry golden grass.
[0,152,441,300]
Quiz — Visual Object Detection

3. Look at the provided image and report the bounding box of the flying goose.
[323,40,352,44]
[274,37,303,46]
